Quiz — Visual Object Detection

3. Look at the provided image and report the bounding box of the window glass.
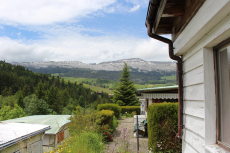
[217,45,230,147]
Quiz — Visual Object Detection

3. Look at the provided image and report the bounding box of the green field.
[161,74,176,80]
[58,76,176,93]
[59,76,97,83]
[61,77,114,94]
[134,83,176,89]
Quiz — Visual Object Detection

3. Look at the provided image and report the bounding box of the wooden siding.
[184,115,205,138]
[182,48,205,152]
[182,139,198,153]
[183,129,205,153]
[175,0,230,152]
[183,65,203,87]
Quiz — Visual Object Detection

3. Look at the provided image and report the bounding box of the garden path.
[104,117,148,153]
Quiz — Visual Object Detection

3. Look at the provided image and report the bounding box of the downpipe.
[146,20,183,139]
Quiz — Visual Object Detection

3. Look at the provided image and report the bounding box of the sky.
[0,0,171,64]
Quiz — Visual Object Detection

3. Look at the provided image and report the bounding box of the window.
[216,43,230,150]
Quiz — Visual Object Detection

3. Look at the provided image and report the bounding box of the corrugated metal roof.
[0,122,50,150]
[2,115,71,134]
[136,85,178,92]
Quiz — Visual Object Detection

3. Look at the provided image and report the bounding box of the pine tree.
[113,62,139,106]
[35,81,45,100]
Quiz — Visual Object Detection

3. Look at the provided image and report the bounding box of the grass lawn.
[161,74,176,80]
[61,77,114,94]
[53,75,176,93]
[134,83,176,89]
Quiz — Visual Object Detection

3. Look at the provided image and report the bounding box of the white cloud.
[0,0,116,25]
[131,38,171,61]
[125,0,149,7]
[0,34,172,63]
[129,5,140,12]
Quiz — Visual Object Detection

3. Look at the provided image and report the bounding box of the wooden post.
[137,116,139,152]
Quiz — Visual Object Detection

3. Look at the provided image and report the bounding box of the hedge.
[148,102,181,152]
[120,106,140,115]
[95,110,114,129]
[98,104,121,119]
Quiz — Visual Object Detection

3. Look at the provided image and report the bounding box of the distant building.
[2,115,71,152]
[0,122,50,153]
[136,85,178,116]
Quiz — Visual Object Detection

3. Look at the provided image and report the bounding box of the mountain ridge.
[12,58,176,72]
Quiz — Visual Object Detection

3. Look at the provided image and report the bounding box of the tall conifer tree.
[113,62,139,106]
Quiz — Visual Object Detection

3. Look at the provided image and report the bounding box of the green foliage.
[62,132,104,153]
[78,95,85,108]
[35,81,45,100]
[24,94,51,115]
[0,61,112,115]
[62,107,72,115]
[120,106,140,115]
[14,90,24,108]
[147,102,181,152]
[98,103,121,119]
[0,96,17,109]
[113,63,139,106]
[0,104,25,121]
[95,110,114,129]
[61,89,70,107]
[99,124,113,142]
[112,115,119,132]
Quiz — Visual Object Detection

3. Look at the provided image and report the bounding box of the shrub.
[148,102,181,152]
[98,104,121,119]
[120,106,140,115]
[95,110,114,129]
[54,132,104,153]
[112,115,119,132]
[100,124,113,142]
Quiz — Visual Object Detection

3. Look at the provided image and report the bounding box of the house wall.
[2,133,43,153]
[173,0,230,153]
[43,125,70,152]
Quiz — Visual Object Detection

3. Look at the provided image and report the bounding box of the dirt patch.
[104,117,148,153]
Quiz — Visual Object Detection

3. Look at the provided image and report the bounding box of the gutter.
[146,20,184,139]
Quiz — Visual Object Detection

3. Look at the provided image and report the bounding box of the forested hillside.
[0,61,112,120]
[26,66,176,84]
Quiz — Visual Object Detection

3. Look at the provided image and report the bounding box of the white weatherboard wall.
[172,0,230,152]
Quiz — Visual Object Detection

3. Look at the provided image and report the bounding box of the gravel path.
[104,117,148,153]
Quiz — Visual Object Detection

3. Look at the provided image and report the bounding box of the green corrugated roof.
[136,85,178,92]
[2,115,71,134]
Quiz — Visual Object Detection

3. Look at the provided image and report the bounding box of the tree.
[14,90,24,108]
[0,104,25,121]
[47,86,61,114]
[35,81,45,100]
[113,62,139,106]
[61,89,70,107]
[22,84,30,97]
[78,95,85,108]
[23,94,51,115]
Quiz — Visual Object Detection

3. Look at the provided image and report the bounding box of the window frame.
[214,37,230,151]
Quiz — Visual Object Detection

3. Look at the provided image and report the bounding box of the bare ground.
[104,117,148,153]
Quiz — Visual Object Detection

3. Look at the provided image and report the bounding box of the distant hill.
[11,58,176,72]
[11,58,177,84]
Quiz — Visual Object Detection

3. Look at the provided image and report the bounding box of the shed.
[145,0,230,152]
[136,85,178,116]
[0,122,50,153]
[2,115,71,152]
